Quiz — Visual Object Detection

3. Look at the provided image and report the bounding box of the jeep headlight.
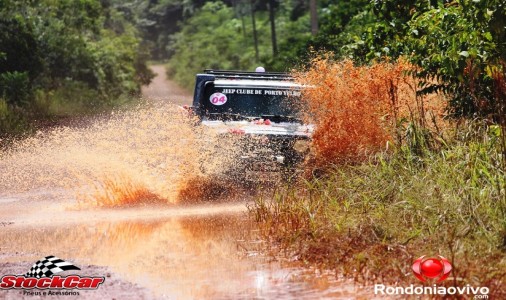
[293,139,310,153]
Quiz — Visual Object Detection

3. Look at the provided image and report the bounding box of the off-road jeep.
[191,69,312,182]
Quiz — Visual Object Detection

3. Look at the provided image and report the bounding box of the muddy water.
[0,192,358,299]
[0,103,243,206]
[0,68,362,299]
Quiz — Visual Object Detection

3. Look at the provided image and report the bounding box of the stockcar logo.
[0,256,104,291]
[412,255,452,282]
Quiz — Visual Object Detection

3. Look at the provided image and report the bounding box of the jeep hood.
[201,120,313,137]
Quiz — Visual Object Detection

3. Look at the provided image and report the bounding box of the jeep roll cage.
[203,69,293,80]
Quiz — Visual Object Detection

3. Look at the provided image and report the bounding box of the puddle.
[0,99,367,299]
[0,211,361,299]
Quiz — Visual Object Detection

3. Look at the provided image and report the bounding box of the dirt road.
[0,66,361,299]
[141,65,192,106]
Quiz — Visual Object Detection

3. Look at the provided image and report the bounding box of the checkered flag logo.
[25,256,80,278]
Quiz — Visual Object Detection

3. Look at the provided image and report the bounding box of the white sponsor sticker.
[209,93,227,106]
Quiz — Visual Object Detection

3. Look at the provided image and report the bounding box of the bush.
[34,82,102,117]
[0,0,154,135]
[0,71,31,106]
[0,98,29,137]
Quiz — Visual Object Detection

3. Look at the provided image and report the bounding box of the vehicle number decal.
[210,93,227,106]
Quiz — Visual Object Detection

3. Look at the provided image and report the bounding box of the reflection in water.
[0,213,358,299]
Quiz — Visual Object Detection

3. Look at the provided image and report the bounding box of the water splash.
[0,103,239,206]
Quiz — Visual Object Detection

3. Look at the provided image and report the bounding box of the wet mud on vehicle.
[191,69,313,183]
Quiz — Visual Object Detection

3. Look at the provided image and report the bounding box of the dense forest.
[0,0,157,135]
[158,0,506,120]
[1,0,506,133]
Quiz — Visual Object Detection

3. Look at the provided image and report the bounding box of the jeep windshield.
[200,80,302,122]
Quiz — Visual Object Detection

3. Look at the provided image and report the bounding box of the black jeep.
[191,69,312,182]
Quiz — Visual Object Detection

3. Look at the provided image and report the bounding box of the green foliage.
[33,82,102,117]
[311,0,371,55]
[405,1,506,117]
[167,0,319,87]
[252,122,506,293]
[265,5,312,70]
[0,71,31,106]
[89,30,142,99]
[0,98,29,136]
[168,1,271,89]
[331,0,506,118]
[0,11,42,79]
[0,0,154,135]
[112,0,198,60]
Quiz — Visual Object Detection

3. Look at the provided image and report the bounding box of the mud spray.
[0,103,241,206]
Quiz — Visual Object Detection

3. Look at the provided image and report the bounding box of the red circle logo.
[412,255,452,282]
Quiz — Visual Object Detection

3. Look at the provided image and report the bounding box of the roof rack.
[204,69,293,80]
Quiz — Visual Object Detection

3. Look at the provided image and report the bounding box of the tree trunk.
[251,0,259,62]
[241,15,247,39]
[233,0,247,39]
[268,0,278,56]
[310,0,318,35]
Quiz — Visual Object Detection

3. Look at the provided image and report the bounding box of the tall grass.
[253,129,505,290]
[252,56,506,297]
[0,98,30,137]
